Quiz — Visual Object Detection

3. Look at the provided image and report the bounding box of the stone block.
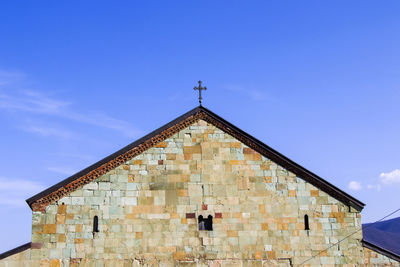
[43,224,57,234]
[8,121,373,267]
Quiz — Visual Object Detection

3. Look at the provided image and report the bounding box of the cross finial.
[193,80,207,106]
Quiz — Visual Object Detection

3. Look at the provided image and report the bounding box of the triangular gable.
[26,106,365,212]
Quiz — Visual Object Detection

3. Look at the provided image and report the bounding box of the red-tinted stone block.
[186,213,196,218]
[31,243,43,249]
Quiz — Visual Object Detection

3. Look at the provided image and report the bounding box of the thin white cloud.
[0,198,30,207]
[0,70,25,86]
[223,84,269,101]
[364,169,400,192]
[24,125,76,139]
[0,78,142,138]
[0,90,69,114]
[0,177,45,207]
[0,179,44,192]
[62,111,142,138]
[367,184,382,191]
[46,167,77,176]
[348,181,362,191]
[380,169,400,185]
[248,90,266,101]
[50,152,94,162]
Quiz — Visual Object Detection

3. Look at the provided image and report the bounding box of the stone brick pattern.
[0,249,32,267]
[364,247,400,266]
[1,120,398,266]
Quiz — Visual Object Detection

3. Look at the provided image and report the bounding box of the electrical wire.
[297,207,400,266]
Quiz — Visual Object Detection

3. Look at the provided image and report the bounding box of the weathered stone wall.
[1,120,398,266]
[0,249,33,267]
[364,247,400,266]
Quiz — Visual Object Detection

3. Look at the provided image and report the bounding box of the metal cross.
[193,80,207,105]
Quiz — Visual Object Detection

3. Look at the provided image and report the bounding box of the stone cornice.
[26,106,365,212]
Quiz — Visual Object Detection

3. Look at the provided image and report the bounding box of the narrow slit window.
[304,214,310,230]
[205,215,213,231]
[93,215,99,233]
[198,215,205,230]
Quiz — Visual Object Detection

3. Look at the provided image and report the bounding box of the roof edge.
[26,106,202,208]
[199,106,365,211]
[362,240,400,262]
[0,242,31,260]
[26,105,365,211]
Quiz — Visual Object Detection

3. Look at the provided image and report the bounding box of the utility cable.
[297,207,400,266]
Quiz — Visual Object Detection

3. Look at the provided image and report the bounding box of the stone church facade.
[1,106,399,266]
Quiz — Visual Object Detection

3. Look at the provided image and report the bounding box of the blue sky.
[1,1,400,252]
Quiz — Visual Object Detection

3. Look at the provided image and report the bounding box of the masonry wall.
[0,249,32,267]
[364,247,400,266]
[2,120,395,266]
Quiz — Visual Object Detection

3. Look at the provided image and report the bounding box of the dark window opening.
[198,215,213,231]
[198,215,205,230]
[93,216,99,233]
[304,214,310,230]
